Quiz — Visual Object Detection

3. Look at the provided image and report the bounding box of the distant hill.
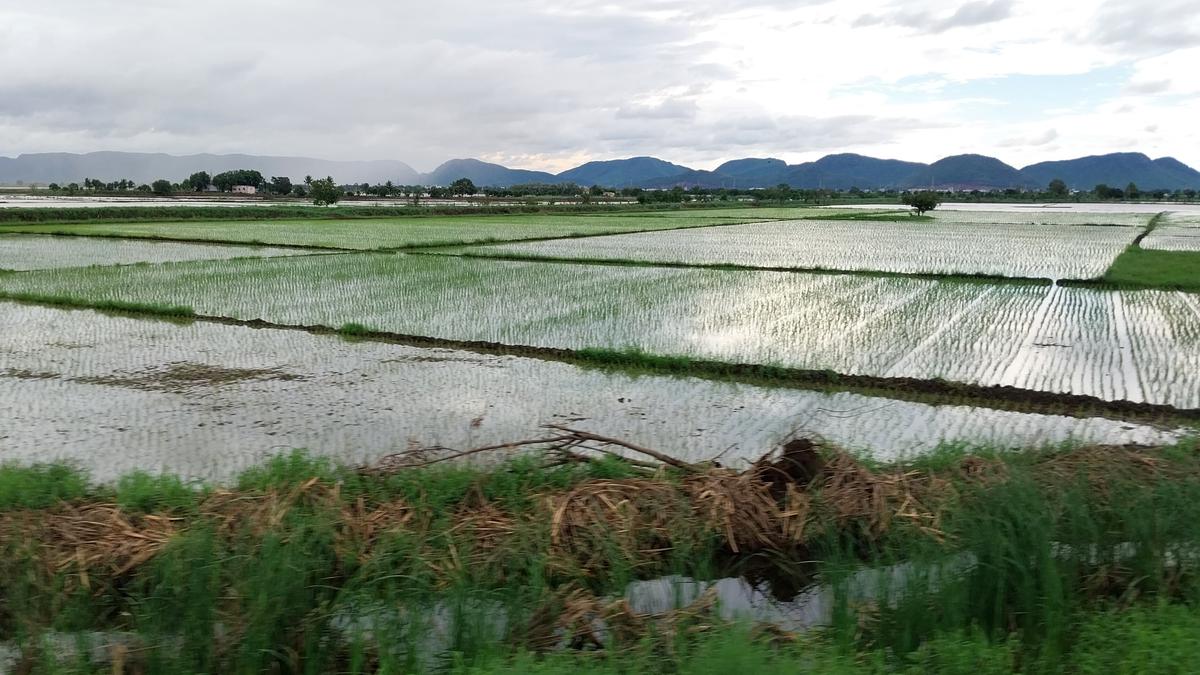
[1019,153,1200,191]
[787,154,926,190]
[712,158,790,186]
[2,150,1197,191]
[557,156,690,187]
[424,159,556,187]
[0,152,420,185]
[905,154,1027,190]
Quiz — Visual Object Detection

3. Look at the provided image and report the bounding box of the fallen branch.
[542,425,705,473]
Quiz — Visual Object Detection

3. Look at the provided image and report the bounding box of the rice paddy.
[3,252,1197,408]
[1142,211,1200,251]
[0,213,765,251]
[5,301,1184,482]
[0,233,314,271]
[451,218,1142,279]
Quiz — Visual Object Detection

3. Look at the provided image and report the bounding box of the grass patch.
[0,291,194,317]
[0,463,90,510]
[1102,246,1200,291]
[338,322,375,336]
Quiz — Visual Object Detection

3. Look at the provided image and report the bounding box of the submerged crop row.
[0,213,765,251]
[2,254,1197,408]
[453,218,1143,280]
[0,233,314,271]
[3,301,1185,482]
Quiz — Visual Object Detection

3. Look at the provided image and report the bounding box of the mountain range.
[2,151,1198,191]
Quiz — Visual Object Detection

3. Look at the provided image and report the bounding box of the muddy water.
[0,302,1187,482]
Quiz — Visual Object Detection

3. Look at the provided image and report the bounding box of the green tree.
[269,176,293,196]
[1047,178,1068,197]
[1126,182,1140,199]
[308,176,341,206]
[187,171,211,192]
[902,191,941,215]
[449,177,477,196]
[151,179,174,196]
[212,169,265,192]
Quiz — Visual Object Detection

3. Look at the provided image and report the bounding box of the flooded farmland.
[1,302,1185,482]
[0,233,316,270]
[4,253,1197,407]
[454,217,1144,279]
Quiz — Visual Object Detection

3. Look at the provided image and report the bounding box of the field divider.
[0,229,354,251]
[0,217,775,254]
[2,293,1197,426]
[369,218,783,252]
[415,250,1060,286]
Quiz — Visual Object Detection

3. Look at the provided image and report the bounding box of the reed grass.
[1,440,1199,672]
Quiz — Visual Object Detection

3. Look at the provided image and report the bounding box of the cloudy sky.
[2,0,1197,172]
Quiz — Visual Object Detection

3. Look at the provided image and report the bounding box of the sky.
[1,0,1198,173]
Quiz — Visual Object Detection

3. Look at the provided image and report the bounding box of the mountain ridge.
[2,150,1198,191]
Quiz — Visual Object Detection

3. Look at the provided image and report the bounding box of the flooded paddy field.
[453,218,1143,279]
[0,233,313,271]
[1143,212,1200,251]
[1,302,1186,482]
[0,213,764,250]
[4,253,1197,408]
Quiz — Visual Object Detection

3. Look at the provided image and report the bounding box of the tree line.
[44,172,1200,206]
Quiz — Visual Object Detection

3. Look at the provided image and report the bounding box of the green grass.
[1102,246,1200,291]
[0,463,89,509]
[0,291,195,317]
[4,443,1200,672]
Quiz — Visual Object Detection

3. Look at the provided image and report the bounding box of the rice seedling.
[453,217,1144,280]
[2,254,1196,408]
[0,233,313,270]
[6,301,1186,483]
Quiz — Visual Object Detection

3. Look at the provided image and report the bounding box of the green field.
[1103,247,1200,291]
[0,213,764,250]
[3,253,1197,408]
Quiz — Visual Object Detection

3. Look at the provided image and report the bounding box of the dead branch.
[542,425,704,473]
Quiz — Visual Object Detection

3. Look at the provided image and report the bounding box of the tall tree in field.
[212,169,265,192]
[1047,178,1068,197]
[308,176,341,206]
[902,191,940,215]
[187,171,211,192]
[151,179,174,196]
[1126,182,1140,199]
[269,176,293,196]
[449,178,477,196]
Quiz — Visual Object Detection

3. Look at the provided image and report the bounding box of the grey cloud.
[1124,79,1172,95]
[616,99,699,120]
[1089,0,1200,52]
[999,128,1059,147]
[854,0,1014,34]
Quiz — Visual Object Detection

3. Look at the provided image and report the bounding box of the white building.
[232,185,257,195]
